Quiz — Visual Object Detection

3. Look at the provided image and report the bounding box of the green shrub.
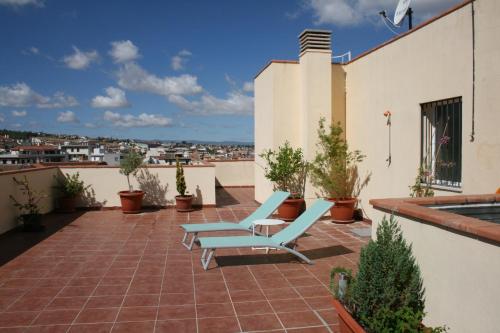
[119,151,143,192]
[309,118,370,199]
[176,158,187,196]
[55,172,89,198]
[331,216,447,332]
[259,141,307,198]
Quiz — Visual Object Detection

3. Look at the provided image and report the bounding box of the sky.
[0,0,463,143]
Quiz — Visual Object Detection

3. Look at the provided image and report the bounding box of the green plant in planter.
[309,118,370,199]
[176,158,188,196]
[119,151,143,192]
[10,176,46,230]
[259,141,307,198]
[330,216,447,332]
[55,172,90,198]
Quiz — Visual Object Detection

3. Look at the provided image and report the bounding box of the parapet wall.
[0,167,60,234]
[60,164,216,208]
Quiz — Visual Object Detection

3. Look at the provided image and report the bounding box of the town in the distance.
[0,129,254,170]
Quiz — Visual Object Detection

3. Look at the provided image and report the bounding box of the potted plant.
[330,216,447,333]
[175,158,194,212]
[55,172,89,212]
[10,176,46,232]
[260,141,307,221]
[309,118,370,223]
[118,151,144,214]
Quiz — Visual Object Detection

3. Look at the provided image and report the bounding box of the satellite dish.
[394,0,411,26]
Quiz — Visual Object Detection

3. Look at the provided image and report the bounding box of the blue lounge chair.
[180,191,290,250]
[198,199,333,270]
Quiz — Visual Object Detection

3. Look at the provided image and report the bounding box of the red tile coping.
[348,0,472,64]
[370,194,500,244]
[255,1,472,78]
[58,162,215,169]
[206,159,254,162]
[0,165,58,176]
[254,60,300,79]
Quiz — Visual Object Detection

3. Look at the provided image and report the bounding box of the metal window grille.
[421,97,462,188]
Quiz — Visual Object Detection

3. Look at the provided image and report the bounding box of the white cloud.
[109,40,140,63]
[57,111,79,123]
[103,110,172,128]
[0,113,4,122]
[168,90,254,116]
[62,46,99,70]
[84,122,97,128]
[0,0,43,7]
[11,110,27,117]
[0,83,78,108]
[171,49,192,71]
[117,62,203,96]
[37,91,79,109]
[306,0,463,26]
[91,87,130,108]
[11,123,22,128]
[242,81,254,92]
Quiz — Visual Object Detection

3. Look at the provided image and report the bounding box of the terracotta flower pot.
[118,190,144,214]
[278,198,305,221]
[176,195,194,212]
[332,299,366,333]
[328,198,357,223]
[58,197,77,213]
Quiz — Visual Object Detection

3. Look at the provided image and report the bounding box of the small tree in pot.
[330,216,447,333]
[260,141,307,221]
[10,176,46,232]
[175,158,194,212]
[55,172,90,213]
[309,118,370,223]
[118,151,144,214]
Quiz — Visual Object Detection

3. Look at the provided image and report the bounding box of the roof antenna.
[379,0,413,33]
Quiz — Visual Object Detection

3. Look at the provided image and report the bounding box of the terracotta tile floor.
[0,188,370,332]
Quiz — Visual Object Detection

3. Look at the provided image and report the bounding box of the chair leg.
[283,246,313,265]
[181,232,198,250]
[201,249,215,271]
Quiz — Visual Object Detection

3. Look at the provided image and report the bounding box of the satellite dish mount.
[380,0,413,32]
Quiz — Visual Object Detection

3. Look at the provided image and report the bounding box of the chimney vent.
[299,29,331,55]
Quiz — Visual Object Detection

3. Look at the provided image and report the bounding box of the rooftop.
[0,188,369,332]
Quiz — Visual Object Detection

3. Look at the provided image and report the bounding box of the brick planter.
[332,299,366,333]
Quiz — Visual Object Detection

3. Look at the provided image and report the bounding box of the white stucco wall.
[345,1,500,219]
[254,62,301,203]
[60,165,216,207]
[210,160,254,187]
[0,167,59,234]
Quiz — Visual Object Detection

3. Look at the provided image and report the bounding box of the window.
[421,97,462,188]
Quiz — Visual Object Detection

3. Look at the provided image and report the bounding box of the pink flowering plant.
[410,121,454,197]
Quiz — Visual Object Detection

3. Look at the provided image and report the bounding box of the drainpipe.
[470,0,476,142]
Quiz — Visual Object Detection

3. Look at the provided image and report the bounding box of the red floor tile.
[33,309,80,325]
[111,321,155,333]
[197,316,240,333]
[75,307,119,324]
[116,306,157,322]
[157,305,196,320]
[155,319,197,333]
[0,188,371,332]
[238,313,283,331]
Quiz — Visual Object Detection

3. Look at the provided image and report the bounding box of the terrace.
[0,187,370,332]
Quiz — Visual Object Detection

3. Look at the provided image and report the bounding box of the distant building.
[0,145,66,164]
[60,142,92,161]
[90,146,122,166]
